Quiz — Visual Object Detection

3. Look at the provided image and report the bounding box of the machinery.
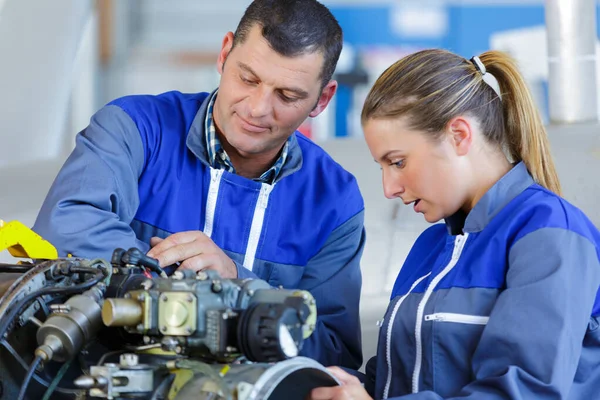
[0,221,339,399]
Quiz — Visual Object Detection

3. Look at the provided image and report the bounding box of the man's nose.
[249,87,271,119]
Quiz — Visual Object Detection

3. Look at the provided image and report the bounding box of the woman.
[311,49,600,399]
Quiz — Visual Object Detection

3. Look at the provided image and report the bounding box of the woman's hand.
[309,367,373,400]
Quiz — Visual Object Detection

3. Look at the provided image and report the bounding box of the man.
[33,0,365,369]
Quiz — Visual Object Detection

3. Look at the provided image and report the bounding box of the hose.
[17,354,44,400]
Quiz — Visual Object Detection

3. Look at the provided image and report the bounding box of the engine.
[0,247,339,400]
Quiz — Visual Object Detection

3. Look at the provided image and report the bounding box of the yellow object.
[219,364,230,377]
[0,219,58,259]
[167,369,194,400]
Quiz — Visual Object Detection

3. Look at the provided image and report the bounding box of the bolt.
[175,346,183,354]
[137,293,146,302]
[186,294,194,303]
[172,271,184,280]
[136,324,145,332]
[113,268,119,274]
[141,280,153,290]
[185,327,193,334]
[124,293,131,299]
[196,271,208,281]
[161,326,168,332]
[247,289,255,297]
[161,295,168,302]
[143,336,151,344]
[211,281,222,293]
[120,353,139,367]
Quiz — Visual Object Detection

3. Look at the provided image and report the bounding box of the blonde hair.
[361,49,561,195]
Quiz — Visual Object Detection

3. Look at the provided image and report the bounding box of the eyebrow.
[376,151,404,163]
[237,62,310,99]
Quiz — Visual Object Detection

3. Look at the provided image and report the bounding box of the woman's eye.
[390,160,405,168]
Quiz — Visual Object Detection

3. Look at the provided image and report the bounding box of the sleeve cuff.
[235,260,260,280]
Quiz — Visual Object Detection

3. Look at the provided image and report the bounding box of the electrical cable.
[0,339,80,395]
[41,358,73,400]
[17,354,44,400]
[0,266,108,340]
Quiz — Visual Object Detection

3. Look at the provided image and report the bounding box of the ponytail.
[480,51,562,195]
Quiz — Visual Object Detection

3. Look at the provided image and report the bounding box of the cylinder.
[546,0,599,123]
[174,357,339,400]
[102,298,143,327]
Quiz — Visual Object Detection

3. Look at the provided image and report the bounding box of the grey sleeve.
[33,105,148,260]
[397,227,600,399]
[298,210,365,370]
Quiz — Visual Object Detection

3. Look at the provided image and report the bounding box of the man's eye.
[279,93,297,103]
[240,76,256,85]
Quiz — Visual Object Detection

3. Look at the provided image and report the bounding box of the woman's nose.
[382,170,404,199]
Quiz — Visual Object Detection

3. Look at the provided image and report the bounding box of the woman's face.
[363,117,470,223]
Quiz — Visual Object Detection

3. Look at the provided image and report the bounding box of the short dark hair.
[233,0,343,88]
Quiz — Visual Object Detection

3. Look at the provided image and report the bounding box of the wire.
[96,349,126,366]
[0,266,108,340]
[0,264,33,273]
[0,339,79,395]
[17,354,44,400]
[41,358,73,400]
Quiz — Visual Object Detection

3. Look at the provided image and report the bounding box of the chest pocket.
[425,286,499,396]
[428,311,489,396]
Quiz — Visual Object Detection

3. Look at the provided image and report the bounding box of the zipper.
[243,183,274,270]
[382,272,431,399]
[203,168,224,238]
[424,312,489,325]
[411,233,469,394]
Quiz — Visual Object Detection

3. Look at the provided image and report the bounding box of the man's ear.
[309,80,338,118]
[217,32,235,75]
[446,116,474,156]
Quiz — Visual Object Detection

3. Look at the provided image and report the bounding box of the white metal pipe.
[546,0,598,124]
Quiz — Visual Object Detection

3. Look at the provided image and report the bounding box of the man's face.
[213,25,337,158]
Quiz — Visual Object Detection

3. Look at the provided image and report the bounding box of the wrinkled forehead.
[230,34,325,91]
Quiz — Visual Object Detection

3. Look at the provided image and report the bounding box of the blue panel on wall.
[330,6,447,49]
[447,6,546,58]
[329,3,600,137]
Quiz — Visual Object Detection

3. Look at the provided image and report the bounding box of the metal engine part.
[0,248,335,400]
[76,354,338,400]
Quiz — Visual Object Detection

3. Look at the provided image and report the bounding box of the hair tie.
[470,56,502,101]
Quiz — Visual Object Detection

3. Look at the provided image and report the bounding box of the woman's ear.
[446,116,473,156]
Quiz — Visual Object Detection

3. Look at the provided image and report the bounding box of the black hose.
[0,339,80,395]
[17,354,44,400]
[0,266,108,341]
[0,264,33,273]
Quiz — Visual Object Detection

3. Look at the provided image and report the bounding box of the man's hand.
[147,231,238,278]
[309,367,372,400]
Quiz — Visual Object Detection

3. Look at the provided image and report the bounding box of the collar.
[445,161,535,235]
[186,89,303,183]
[203,90,292,184]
